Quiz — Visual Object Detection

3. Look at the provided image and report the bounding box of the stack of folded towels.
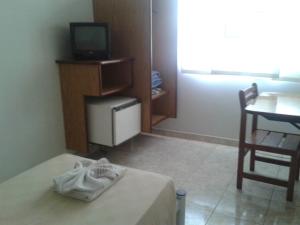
[53,158,126,201]
[152,70,162,89]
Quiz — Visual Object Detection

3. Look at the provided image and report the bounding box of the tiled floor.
[88,134,300,225]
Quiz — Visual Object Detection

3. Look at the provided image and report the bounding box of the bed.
[0,154,176,225]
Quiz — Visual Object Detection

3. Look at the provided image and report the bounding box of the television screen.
[70,22,111,60]
[74,26,107,51]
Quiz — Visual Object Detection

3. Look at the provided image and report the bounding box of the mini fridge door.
[113,103,141,145]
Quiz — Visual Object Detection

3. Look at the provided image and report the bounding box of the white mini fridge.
[87,97,141,147]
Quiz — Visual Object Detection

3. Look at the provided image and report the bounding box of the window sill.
[181,70,300,83]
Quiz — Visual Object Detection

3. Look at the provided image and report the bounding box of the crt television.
[70,22,111,60]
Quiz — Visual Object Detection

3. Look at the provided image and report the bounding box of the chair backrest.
[239,83,258,110]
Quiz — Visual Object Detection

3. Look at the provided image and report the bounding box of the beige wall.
[0,0,93,183]
[157,74,300,140]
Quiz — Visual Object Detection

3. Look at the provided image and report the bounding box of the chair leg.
[287,155,297,201]
[237,146,245,190]
[250,148,255,172]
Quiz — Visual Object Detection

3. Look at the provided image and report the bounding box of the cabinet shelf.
[152,114,167,126]
[152,90,167,100]
[56,57,134,153]
[56,57,133,65]
[102,84,131,96]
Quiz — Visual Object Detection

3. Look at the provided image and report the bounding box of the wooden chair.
[237,83,300,201]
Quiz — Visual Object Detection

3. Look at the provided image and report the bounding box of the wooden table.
[238,90,300,201]
[246,92,300,127]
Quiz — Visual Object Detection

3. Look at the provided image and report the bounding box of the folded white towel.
[53,158,126,201]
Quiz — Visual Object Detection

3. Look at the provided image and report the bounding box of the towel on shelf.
[152,71,162,88]
[152,87,162,95]
[53,158,126,201]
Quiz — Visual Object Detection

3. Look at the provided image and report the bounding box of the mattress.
[0,154,176,225]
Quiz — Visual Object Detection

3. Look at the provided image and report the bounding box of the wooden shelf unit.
[152,114,168,126]
[56,57,134,153]
[102,84,130,96]
[152,90,167,100]
[94,0,177,132]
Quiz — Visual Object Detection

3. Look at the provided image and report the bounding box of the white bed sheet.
[0,154,176,225]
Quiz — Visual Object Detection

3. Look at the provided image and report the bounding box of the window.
[179,0,300,80]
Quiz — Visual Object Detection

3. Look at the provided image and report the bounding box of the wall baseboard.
[151,128,238,147]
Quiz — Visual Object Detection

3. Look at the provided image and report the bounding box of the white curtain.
[179,0,300,80]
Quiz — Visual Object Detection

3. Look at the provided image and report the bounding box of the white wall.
[0,0,93,183]
[157,73,300,140]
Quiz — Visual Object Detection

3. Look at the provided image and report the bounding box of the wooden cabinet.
[57,57,134,153]
[93,0,178,132]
